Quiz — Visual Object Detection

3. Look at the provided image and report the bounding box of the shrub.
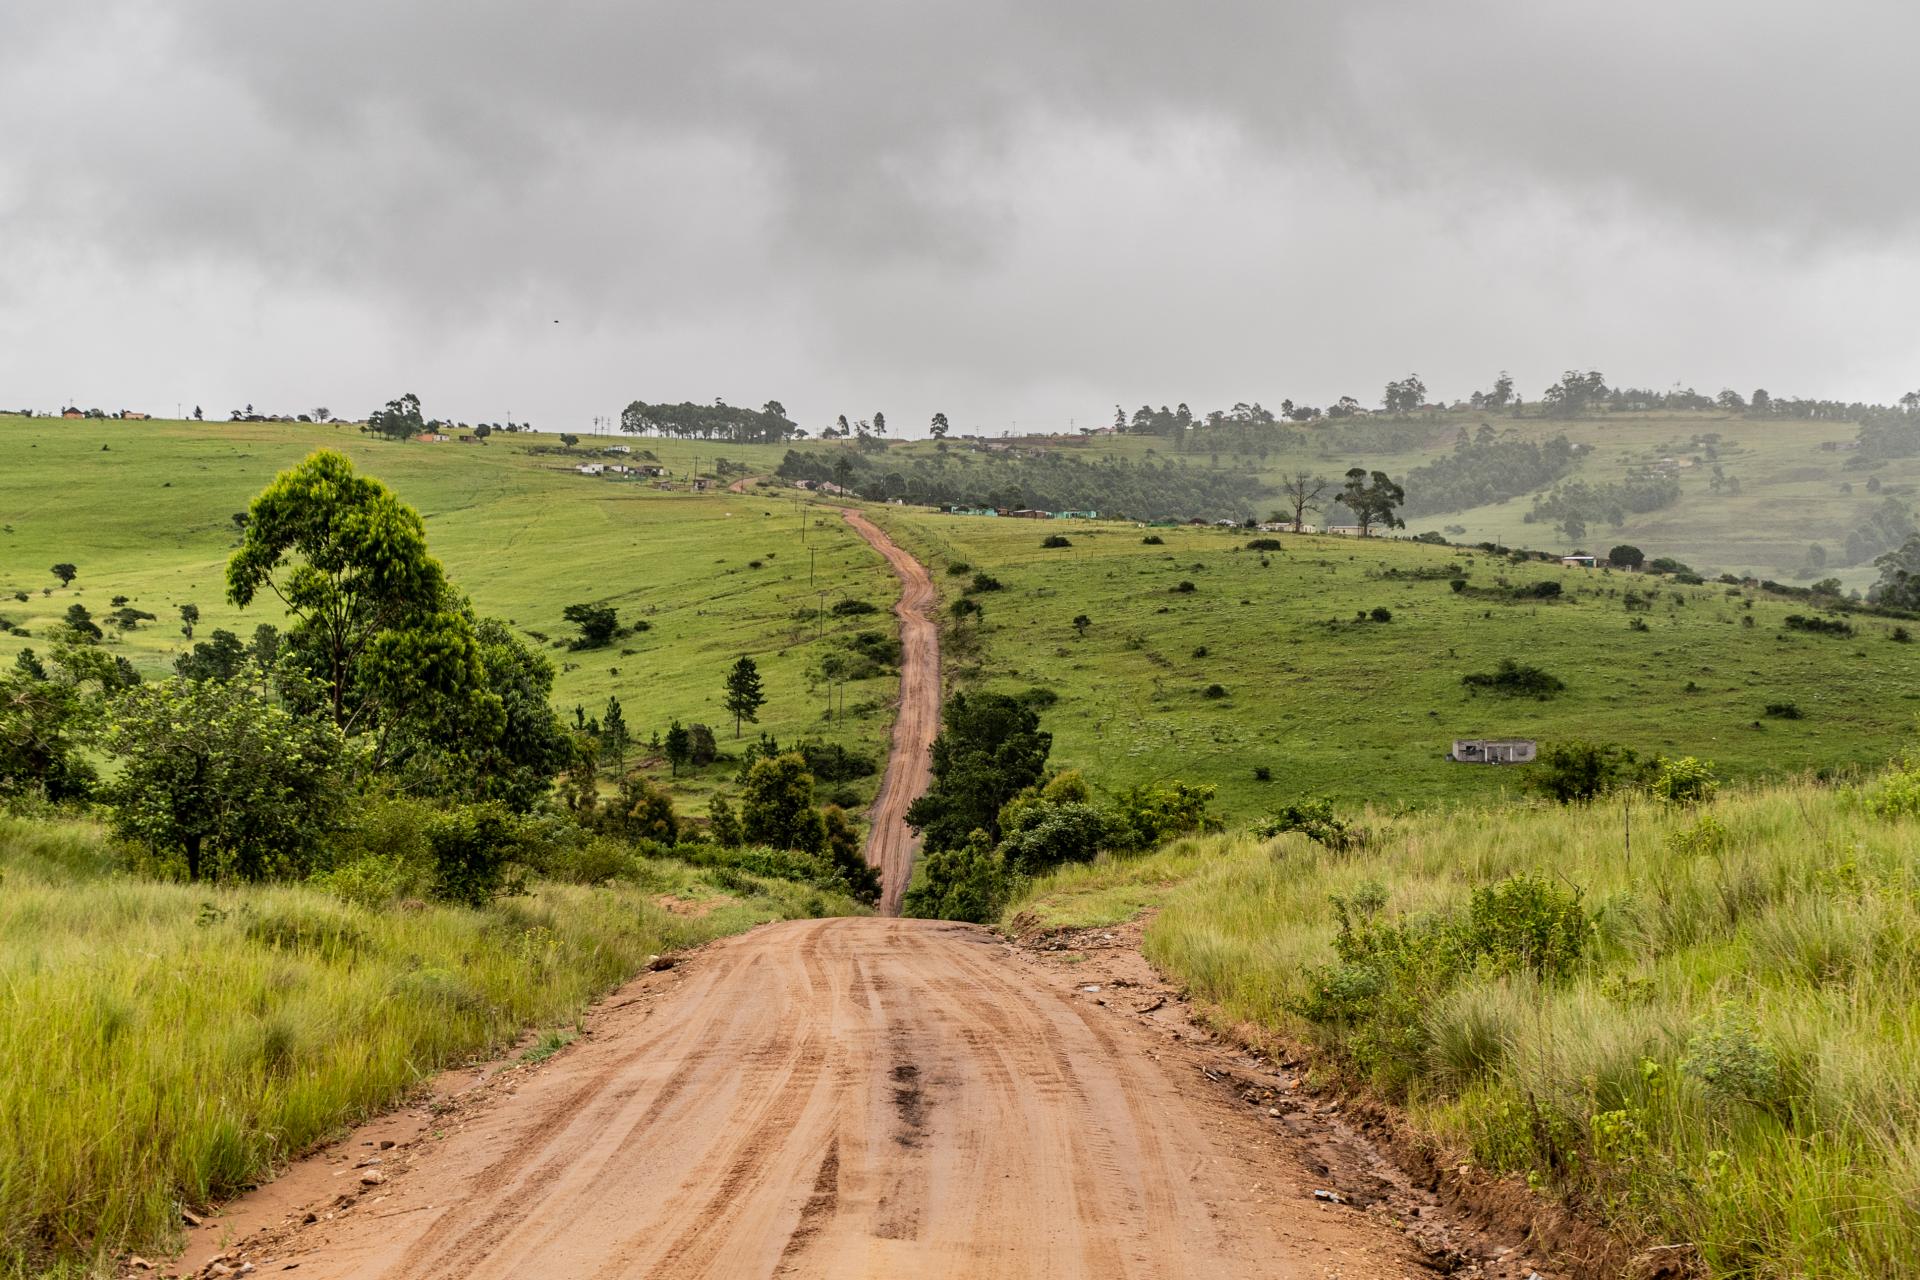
[687,723,718,766]
[902,831,1007,922]
[969,572,1004,593]
[1763,701,1804,719]
[1665,813,1730,858]
[1253,765,1272,782]
[1041,534,1072,548]
[1255,797,1365,852]
[1449,578,1468,593]
[1863,767,1920,819]
[1245,538,1283,551]
[1528,740,1642,805]
[1684,1005,1784,1112]
[830,598,880,616]
[1461,659,1566,698]
[1894,626,1913,643]
[424,803,524,906]
[1172,580,1196,594]
[796,739,878,782]
[1460,874,1588,981]
[946,561,972,575]
[1651,756,1719,805]
[1369,607,1392,623]
[1108,781,1217,851]
[1202,683,1227,699]
[1784,614,1854,637]
[1141,534,1164,545]
[998,801,1109,875]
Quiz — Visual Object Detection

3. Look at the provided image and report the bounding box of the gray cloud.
[2,1,1916,428]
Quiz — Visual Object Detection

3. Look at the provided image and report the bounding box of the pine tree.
[708,795,742,847]
[664,720,690,778]
[724,655,766,737]
[602,695,630,768]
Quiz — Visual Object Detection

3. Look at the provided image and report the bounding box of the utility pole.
[809,547,816,593]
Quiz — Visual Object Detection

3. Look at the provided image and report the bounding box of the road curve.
[840,507,939,916]
[247,919,1421,1279]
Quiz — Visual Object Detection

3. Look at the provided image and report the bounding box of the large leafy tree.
[366,392,425,441]
[385,616,571,810]
[226,450,484,749]
[1870,535,1920,610]
[905,692,1051,853]
[0,659,99,802]
[1341,468,1407,536]
[104,673,350,882]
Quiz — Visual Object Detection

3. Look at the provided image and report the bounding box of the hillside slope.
[875,510,1920,820]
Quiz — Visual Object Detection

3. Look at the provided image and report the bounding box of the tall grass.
[1012,775,1920,1278]
[0,815,861,1278]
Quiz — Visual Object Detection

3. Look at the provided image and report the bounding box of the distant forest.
[775,449,1265,522]
[1402,429,1579,517]
[619,399,801,443]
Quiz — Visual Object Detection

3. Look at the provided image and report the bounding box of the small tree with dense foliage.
[902,830,1007,922]
[50,563,77,588]
[740,752,827,853]
[563,603,619,649]
[175,629,248,681]
[1608,544,1645,570]
[708,794,743,847]
[104,673,349,881]
[906,692,1051,853]
[1529,740,1641,805]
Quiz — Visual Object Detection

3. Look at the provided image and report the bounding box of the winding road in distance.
[839,506,940,916]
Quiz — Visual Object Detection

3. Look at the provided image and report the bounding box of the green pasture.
[874,508,1920,822]
[0,415,894,807]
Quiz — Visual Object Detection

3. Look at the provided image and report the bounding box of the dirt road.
[196,919,1443,1279]
[840,507,939,915]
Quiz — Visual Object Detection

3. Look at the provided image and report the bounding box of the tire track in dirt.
[839,507,939,916]
[202,918,1447,1279]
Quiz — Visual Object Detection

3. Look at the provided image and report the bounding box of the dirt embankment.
[839,507,939,916]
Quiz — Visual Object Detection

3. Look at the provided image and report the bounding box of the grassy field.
[0,812,865,1277]
[872,507,1920,823]
[1008,769,1920,1278]
[883,408,1920,589]
[0,414,894,809]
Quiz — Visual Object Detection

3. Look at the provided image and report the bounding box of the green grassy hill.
[873,509,1920,821]
[0,415,891,808]
[8,412,1911,825]
[877,408,1918,590]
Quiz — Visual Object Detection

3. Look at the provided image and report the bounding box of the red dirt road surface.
[840,507,939,916]
[202,919,1436,1279]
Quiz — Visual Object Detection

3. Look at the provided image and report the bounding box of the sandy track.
[220,919,1428,1279]
[840,508,939,915]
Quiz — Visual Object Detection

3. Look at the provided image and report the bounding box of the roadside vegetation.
[1008,764,1920,1278]
[0,447,882,1276]
[0,811,864,1279]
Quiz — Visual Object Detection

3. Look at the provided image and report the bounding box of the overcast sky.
[4,1,1917,435]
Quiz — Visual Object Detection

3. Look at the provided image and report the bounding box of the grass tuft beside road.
[0,815,864,1278]
[1007,773,1920,1279]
